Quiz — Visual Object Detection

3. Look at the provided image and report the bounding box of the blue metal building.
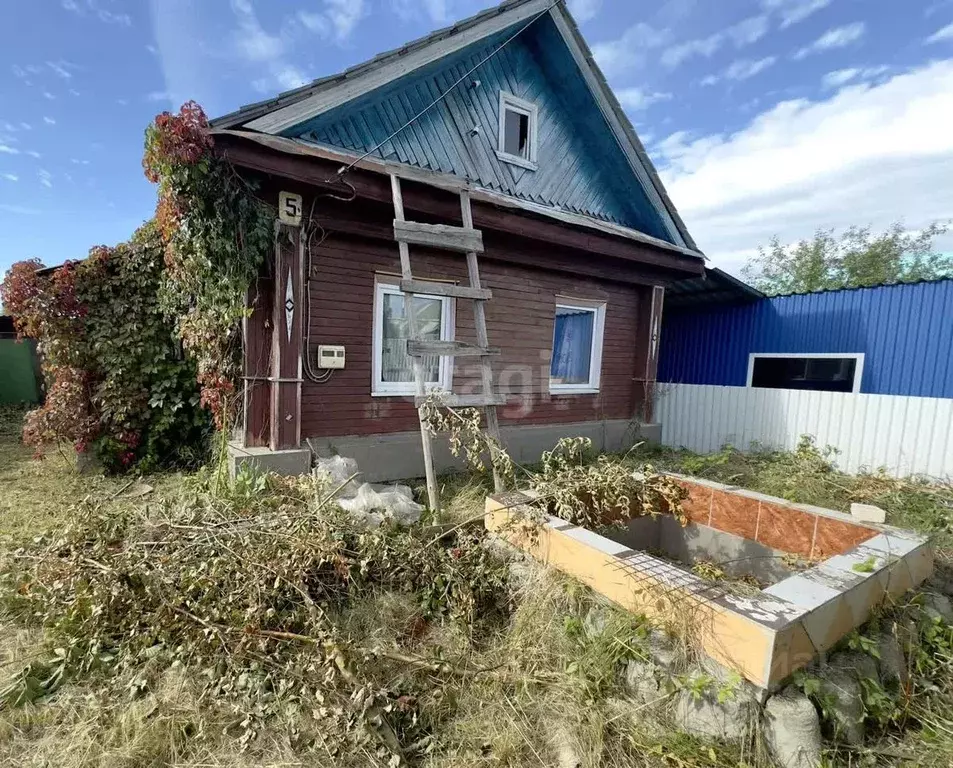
[659,275,953,399]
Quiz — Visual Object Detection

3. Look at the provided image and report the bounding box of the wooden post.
[242,273,273,447]
[270,224,304,450]
[642,285,664,423]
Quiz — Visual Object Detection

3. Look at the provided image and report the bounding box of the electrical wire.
[325,0,565,182]
[301,190,356,384]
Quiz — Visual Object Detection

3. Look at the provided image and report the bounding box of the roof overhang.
[211,129,705,275]
[665,267,764,309]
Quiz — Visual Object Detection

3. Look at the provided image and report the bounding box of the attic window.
[497,92,538,171]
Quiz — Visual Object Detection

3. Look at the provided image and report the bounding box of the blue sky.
[2,0,953,281]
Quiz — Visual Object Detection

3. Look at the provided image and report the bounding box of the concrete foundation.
[307,419,661,483]
[610,516,796,585]
[227,443,312,477]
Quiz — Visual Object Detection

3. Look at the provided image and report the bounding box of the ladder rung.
[400,280,492,300]
[407,340,501,358]
[394,221,484,254]
[416,394,507,408]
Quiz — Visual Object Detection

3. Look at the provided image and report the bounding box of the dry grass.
[0,405,188,544]
[1,416,952,768]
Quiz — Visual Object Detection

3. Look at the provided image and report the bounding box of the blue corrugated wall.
[659,280,953,398]
[284,16,673,241]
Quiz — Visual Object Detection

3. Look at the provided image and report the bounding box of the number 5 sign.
[278,191,303,226]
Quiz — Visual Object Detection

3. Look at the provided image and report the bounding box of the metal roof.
[666,267,764,309]
[209,0,702,255]
[766,275,953,299]
[210,0,542,131]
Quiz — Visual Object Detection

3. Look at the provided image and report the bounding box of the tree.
[741,221,952,296]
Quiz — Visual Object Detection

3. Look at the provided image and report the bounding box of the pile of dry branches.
[0,471,511,760]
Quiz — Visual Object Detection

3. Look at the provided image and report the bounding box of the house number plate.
[278,191,303,226]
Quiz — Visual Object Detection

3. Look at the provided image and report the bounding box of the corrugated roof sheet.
[666,267,763,308]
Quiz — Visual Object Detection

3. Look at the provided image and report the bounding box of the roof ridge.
[211,0,538,130]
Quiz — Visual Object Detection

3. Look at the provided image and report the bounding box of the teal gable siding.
[284,17,672,241]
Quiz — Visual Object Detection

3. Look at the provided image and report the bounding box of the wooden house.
[212,0,705,482]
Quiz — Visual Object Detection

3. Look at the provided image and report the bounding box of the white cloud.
[26,150,41,158]
[20,123,31,131]
[567,0,602,22]
[275,66,308,89]
[702,57,777,86]
[232,0,284,62]
[0,144,19,155]
[43,91,56,100]
[71,158,90,165]
[46,61,72,79]
[2,173,18,182]
[298,0,367,43]
[61,0,131,25]
[661,15,770,70]
[794,22,866,59]
[0,203,40,215]
[926,22,953,44]
[146,44,158,55]
[926,1,953,17]
[69,88,80,96]
[656,60,953,272]
[146,90,172,102]
[821,67,859,88]
[592,23,668,76]
[615,87,672,111]
[662,33,723,68]
[761,0,832,28]
[821,65,889,89]
[38,169,52,188]
[728,15,770,47]
[97,9,131,26]
[116,98,128,106]
[43,116,56,125]
[728,56,777,80]
[390,0,450,24]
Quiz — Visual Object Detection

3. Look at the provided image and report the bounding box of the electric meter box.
[317,345,346,370]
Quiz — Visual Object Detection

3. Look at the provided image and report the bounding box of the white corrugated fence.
[655,384,953,480]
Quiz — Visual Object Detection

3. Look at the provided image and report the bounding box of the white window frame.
[745,353,865,394]
[496,91,538,171]
[372,281,455,397]
[549,298,606,395]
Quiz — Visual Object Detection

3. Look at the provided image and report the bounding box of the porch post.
[634,285,665,423]
[241,272,273,447]
[270,224,304,450]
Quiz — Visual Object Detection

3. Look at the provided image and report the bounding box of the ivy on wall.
[1,101,274,471]
[0,224,211,471]
[143,101,274,428]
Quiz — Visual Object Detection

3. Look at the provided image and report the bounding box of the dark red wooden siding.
[302,229,647,438]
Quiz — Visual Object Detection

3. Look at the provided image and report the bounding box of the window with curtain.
[373,282,453,395]
[549,301,606,393]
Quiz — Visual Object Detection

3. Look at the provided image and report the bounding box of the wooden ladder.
[390,174,505,512]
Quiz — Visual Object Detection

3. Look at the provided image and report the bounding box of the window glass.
[381,292,442,384]
[373,283,452,396]
[503,108,530,158]
[550,306,595,386]
[750,356,858,392]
